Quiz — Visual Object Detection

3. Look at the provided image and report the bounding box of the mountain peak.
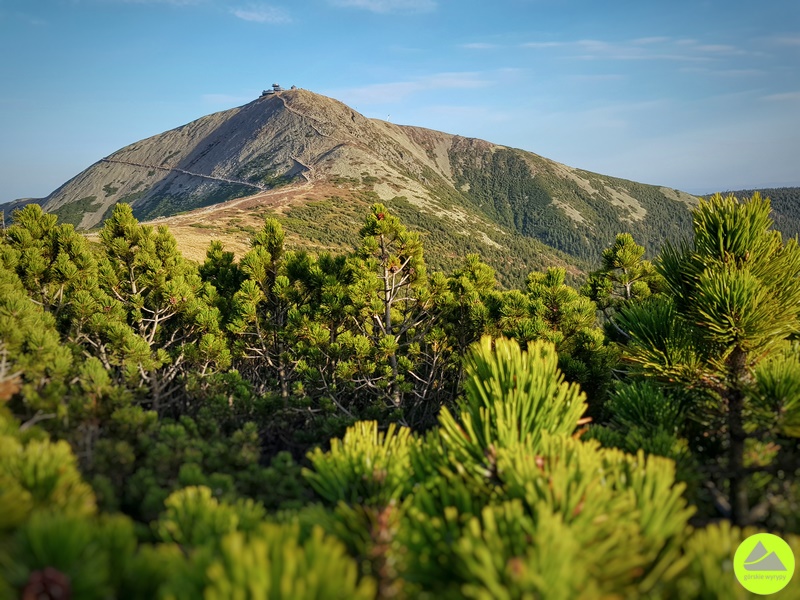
[40,87,465,230]
[18,88,703,284]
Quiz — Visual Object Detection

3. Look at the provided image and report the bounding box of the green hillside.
[276,188,584,289]
[451,146,696,262]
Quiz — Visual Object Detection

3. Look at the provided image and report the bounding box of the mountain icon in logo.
[743,541,788,572]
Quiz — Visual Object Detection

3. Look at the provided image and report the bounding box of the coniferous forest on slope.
[1,192,799,599]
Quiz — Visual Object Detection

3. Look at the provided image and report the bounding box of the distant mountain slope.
[709,187,800,239]
[5,89,700,284]
[446,141,696,262]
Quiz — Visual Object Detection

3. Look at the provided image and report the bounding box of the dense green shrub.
[1,195,798,598]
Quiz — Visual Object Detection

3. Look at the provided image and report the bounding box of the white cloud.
[772,35,800,46]
[97,1,292,23]
[567,73,625,82]
[632,36,671,45]
[762,91,800,102]
[573,40,703,61]
[520,41,564,49]
[330,72,484,105]
[231,4,291,23]
[106,0,206,5]
[684,67,764,78]
[462,42,498,50]
[694,44,746,55]
[328,0,436,14]
[522,37,751,63]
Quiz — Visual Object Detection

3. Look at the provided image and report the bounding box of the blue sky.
[1,0,798,203]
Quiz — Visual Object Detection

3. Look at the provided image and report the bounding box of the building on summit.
[261,83,284,97]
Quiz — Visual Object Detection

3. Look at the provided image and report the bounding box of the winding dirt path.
[275,94,335,140]
[100,158,269,191]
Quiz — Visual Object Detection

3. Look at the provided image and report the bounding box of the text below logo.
[734,533,796,595]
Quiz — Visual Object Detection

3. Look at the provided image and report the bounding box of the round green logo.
[734,533,795,595]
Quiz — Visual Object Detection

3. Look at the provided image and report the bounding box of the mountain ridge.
[3,88,705,283]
